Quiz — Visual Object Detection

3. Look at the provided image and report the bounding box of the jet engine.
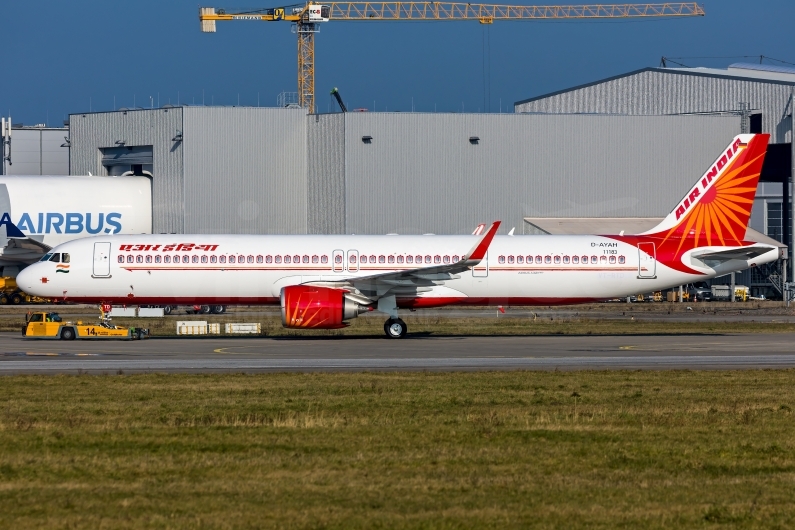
[280,285,370,329]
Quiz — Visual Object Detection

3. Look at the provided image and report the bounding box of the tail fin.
[643,133,769,247]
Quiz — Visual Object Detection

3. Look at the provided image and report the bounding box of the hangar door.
[101,145,153,176]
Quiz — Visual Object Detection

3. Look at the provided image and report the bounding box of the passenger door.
[637,242,656,279]
[93,242,111,277]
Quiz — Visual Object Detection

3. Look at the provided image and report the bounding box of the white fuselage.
[17,233,779,306]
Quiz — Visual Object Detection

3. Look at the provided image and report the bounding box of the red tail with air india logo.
[610,134,770,273]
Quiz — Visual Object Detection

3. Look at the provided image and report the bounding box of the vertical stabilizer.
[643,133,769,249]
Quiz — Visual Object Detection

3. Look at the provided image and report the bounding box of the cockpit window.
[62,253,70,263]
[39,253,53,262]
[49,253,61,263]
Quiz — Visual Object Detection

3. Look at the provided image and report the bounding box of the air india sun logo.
[661,142,764,255]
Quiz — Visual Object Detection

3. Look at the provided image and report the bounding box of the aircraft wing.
[311,221,500,301]
[0,213,51,263]
[694,246,774,262]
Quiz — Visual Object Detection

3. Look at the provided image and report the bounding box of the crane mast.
[199,2,705,112]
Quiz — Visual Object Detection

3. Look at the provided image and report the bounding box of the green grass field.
[2,370,795,528]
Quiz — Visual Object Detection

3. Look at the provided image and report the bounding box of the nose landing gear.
[384,318,407,339]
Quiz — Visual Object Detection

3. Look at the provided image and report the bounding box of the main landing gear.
[384,318,407,339]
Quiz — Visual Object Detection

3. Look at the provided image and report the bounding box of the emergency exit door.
[93,242,111,277]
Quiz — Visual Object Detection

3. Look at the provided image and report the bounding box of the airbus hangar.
[70,108,739,236]
[67,62,795,296]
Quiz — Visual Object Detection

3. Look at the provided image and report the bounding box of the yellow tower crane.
[199,2,705,112]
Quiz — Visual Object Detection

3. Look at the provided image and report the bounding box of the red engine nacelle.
[280,285,369,329]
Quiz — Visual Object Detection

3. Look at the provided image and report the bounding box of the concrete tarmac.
[0,333,793,373]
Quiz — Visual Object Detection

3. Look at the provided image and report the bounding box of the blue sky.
[4,1,795,125]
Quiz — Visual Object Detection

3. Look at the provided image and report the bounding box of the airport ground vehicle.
[686,282,713,301]
[16,134,781,338]
[22,311,148,340]
[0,277,49,304]
[711,285,750,302]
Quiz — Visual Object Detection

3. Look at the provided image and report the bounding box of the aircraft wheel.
[211,305,224,314]
[60,327,76,341]
[163,305,172,315]
[200,305,212,314]
[384,318,407,339]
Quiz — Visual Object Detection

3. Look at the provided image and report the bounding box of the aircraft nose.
[16,264,41,294]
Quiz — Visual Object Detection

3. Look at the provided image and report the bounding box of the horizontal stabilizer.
[694,247,773,262]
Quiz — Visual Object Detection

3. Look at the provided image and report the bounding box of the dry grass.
[2,313,791,337]
[1,370,795,528]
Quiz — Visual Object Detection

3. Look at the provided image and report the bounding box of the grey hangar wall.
[70,107,739,235]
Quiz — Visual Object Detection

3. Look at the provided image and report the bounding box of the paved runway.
[0,333,793,373]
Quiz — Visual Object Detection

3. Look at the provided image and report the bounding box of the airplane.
[17,133,779,339]
[0,176,151,274]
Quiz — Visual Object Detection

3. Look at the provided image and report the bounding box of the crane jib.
[199,2,705,111]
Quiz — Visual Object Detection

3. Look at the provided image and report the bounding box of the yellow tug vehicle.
[22,310,149,341]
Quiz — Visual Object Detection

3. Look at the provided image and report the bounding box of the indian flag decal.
[55,264,70,273]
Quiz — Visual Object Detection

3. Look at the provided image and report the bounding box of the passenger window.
[434,255,441,264]
[517,256,524,264]
[453,255,459,262]
[416,255,423,263]
[554,256,561,264]
[284,256,291,264]
[507,255,514,264]
[335,255,342,263]
[127,255,134,263]
[137,255,144,263]
[301,255,308,263]
[609,256,616,264]
[379,255,386,264]
[118,255,124,263]
[249,255,255,263]
[388,256,395,264]
[266,255,272,263]
[349,255,356,263]
[321,255,328,263]
[201,255,208,263]
[397,255,404,264]
[191,255,198,263]
[210,255,216,263]
[369,255,376,263]
[257,255,264,263]
[164,255,171,264]
[220,255,227,263]
[545,256,551,264]
[312,255,318,264]
[425,255,431,264]
[146,255,153,263]
[273,255,280,263]
[155,255,162,263]
[600,255,607,263]
[572,256,579,264]
[49,253,61,263]
[591,256,597,264]
[563,256,570,264]
[62,253,70,263]
[582,255,588,263]
[619,255,625,264]
[535,256,542,264]
[293,255,300,263]
[498,256,506,264]
[406,256,413,264]
[229,256,236,264]
[443,255,450,264]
